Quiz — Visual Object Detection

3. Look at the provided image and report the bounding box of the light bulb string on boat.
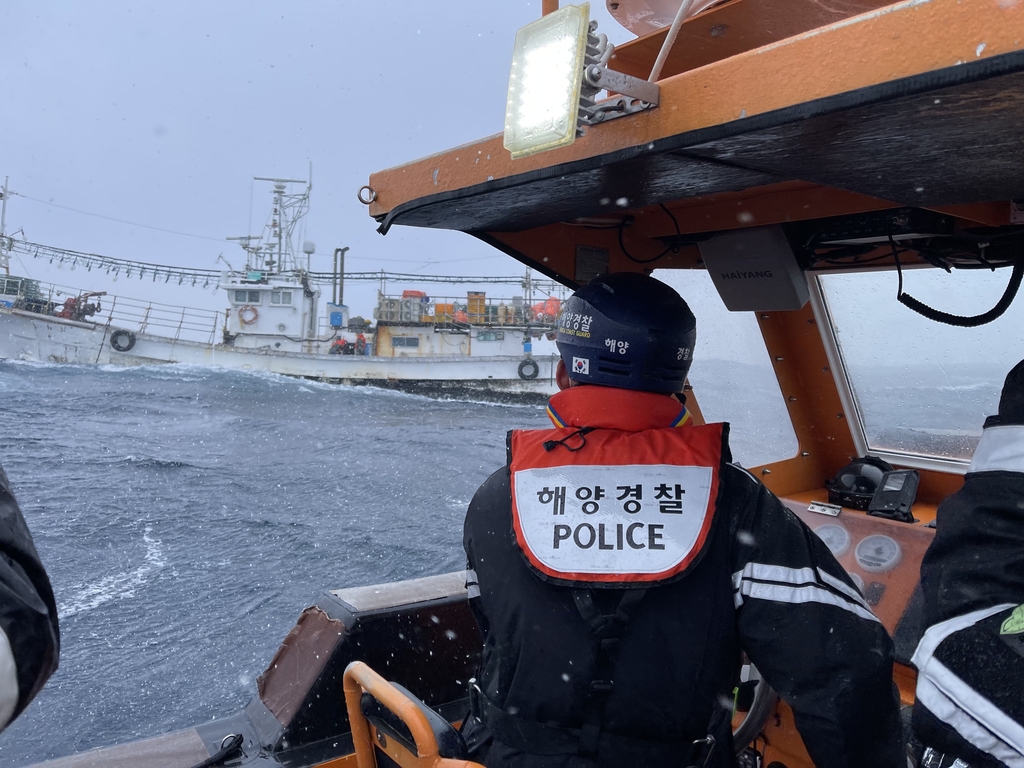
[6,238,559,290]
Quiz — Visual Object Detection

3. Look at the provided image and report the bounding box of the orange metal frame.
[343,661,484,768]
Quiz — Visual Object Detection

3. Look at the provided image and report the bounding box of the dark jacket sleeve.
[920,469,1024,626]
[0,465,60,729]
[727,466,904,768]
[910,424,1024,765]
[464,469,504,643]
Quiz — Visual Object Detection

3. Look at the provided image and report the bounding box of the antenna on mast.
[228,176,311,275]
[0,177,11,276]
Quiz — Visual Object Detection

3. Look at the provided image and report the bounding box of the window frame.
[809,270,971,475]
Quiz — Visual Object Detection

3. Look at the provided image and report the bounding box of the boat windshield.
[654,269,799,468]
[817,268,1024,463]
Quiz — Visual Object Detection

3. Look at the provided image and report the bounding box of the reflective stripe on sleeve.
[970,425,1024,473]
[466,569,481,599]
[915,659,1024,765]
[816,567,872,612]
[0,628,18,730]
[732,562,880,623]
[911,604,1024,765]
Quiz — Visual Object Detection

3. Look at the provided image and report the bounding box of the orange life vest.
[508,387,726,588]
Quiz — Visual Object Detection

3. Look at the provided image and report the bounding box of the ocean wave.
[58,527,168,620]
[111,456,203,470]
[0,358,83,372]
[5,355,547,408]
[234,368,545,408]
[97,362,216,382]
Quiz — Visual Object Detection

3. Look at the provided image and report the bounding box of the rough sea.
[0,361,558,766]
[0,358,1003,765]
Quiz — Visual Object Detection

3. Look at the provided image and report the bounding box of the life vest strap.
[471,688,716,765]
[572,588,647,758]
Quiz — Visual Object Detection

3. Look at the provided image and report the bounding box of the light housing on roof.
[503,3,590,160]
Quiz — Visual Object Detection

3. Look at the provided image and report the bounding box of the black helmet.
[826,456,894,510]
[556,273,696,394]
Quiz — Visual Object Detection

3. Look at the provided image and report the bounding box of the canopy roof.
[367,0,1024,284]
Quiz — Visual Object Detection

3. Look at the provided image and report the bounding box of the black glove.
[996,359,1024,426]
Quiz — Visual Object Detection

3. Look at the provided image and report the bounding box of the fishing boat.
[26,0,1024,765]
[0,178,563,401]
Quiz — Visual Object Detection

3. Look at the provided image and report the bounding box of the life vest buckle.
[589,679,614,693]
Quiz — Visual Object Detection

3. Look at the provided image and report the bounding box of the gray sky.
[5,2,1020,375]
[1,1,632,318]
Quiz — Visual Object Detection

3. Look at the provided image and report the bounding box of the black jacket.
[464,393,902,768]
[0,465,60,729]
[912,424,1024,767]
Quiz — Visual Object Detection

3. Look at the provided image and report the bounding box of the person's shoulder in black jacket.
[0,464,60,730]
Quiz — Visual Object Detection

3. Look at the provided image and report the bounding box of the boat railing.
[16,282,222,346]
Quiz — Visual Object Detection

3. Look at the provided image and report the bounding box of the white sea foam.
[7,355,545,407]
[0,358,79,371]
[58,527,168,620]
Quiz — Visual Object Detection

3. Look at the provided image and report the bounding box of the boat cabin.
[220,269,321,350]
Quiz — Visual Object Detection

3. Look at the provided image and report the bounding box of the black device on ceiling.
[809,208,956,245]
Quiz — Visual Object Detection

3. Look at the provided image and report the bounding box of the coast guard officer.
[912,360,1024,768]
[0,464,60,731]
[462,273,903,768]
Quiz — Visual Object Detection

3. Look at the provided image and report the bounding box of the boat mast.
[228,176,310,275]
[0,177,10,276]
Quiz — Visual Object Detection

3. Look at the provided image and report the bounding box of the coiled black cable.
[890,235,1024,327]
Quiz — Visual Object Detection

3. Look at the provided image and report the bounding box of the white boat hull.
[0,308,558,399]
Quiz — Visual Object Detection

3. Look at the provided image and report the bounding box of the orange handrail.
[343,661,484,768]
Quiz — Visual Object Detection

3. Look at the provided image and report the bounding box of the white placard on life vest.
[512,463,714,583]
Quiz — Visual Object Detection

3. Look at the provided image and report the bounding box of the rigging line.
[11,193,227,243]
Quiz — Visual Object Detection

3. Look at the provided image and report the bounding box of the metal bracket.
[579,94,656,125]
[576,21,659,131]
[584,65,660,106]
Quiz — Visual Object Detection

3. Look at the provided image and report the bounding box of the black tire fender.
[110,329,136,352]
[518,358,540,380]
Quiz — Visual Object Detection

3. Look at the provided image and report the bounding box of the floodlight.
[503,5,661,161]
[504,4,591,160]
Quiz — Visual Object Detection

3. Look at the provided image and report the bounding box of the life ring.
[518,358,540,380]
[238,305,259,325]
[110,329,136,352]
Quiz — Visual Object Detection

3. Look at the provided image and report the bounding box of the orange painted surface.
[368,0,1024,217]
[489,184,900,284]
[313,755,358,768]
[608,0,895,81]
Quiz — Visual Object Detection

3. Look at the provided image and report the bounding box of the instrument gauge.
[814,523,851,557]
[855,534,903,573]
